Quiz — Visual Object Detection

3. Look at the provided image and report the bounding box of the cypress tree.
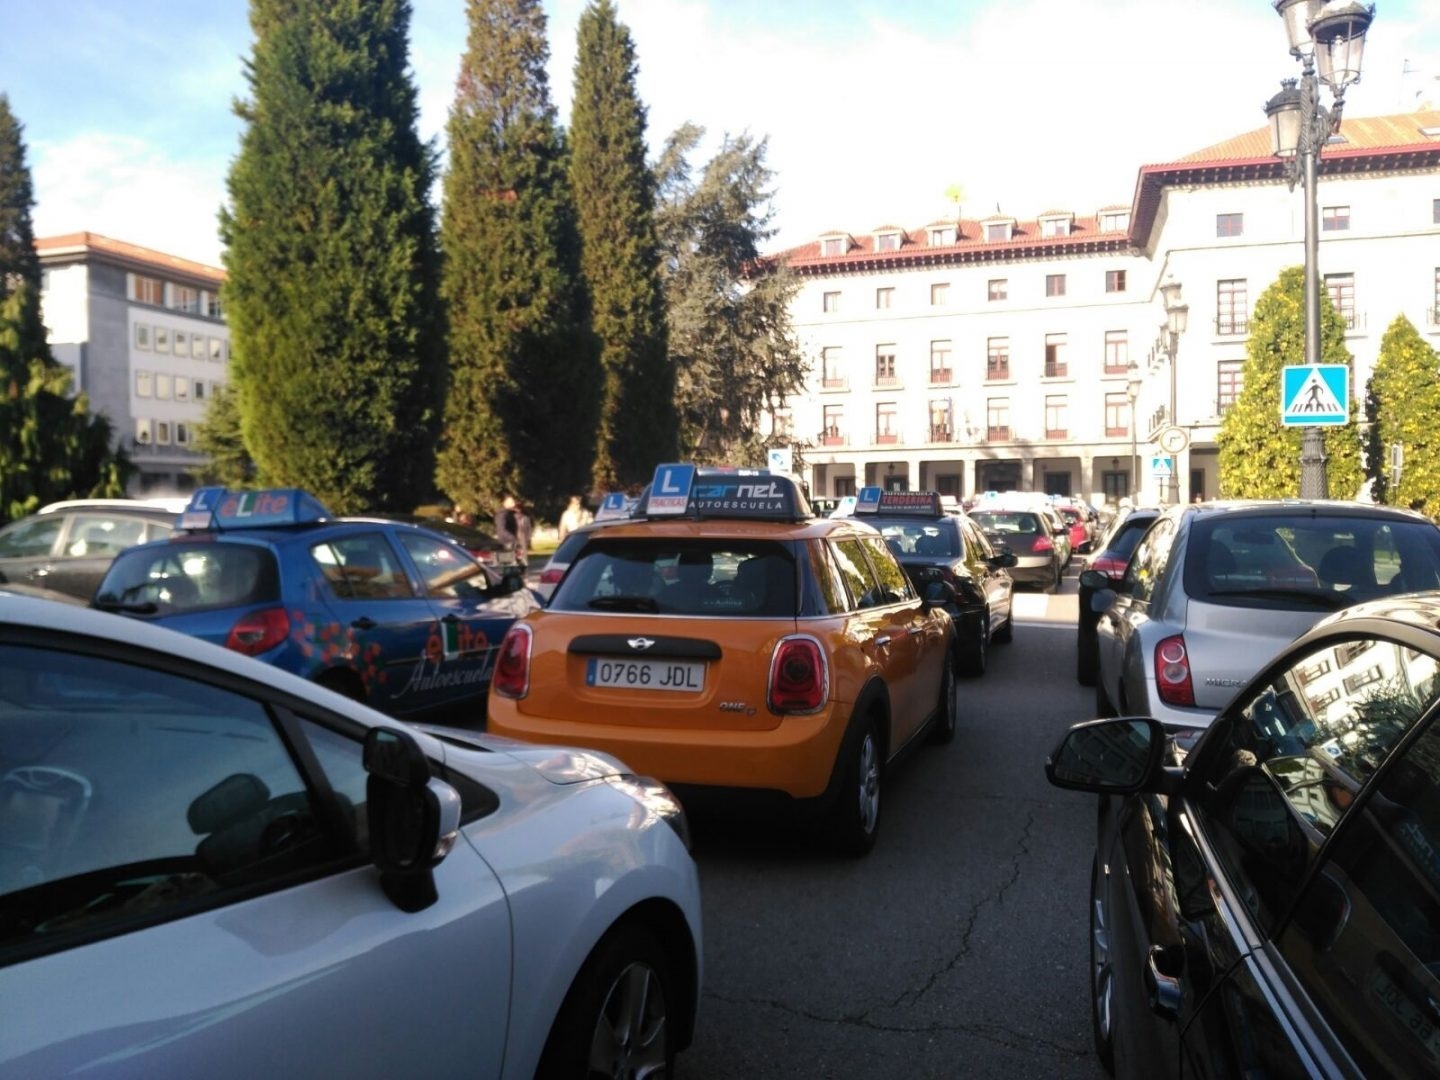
[190,383,257,489]
[570,0,673,491]
[1367,314,1440,512]
[1215,266,1361,500]
[0,94,130,523]
[220,0,445,513]
[437,0,599,522]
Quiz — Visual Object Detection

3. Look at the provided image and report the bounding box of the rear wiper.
[92,599,159,615]
[588,595,660,613]
[1205,589,1343,609]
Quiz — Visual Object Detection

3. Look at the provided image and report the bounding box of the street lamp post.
[1266,0,1374,499]
[1126,361,1142,501]
[1159,280,1188,505]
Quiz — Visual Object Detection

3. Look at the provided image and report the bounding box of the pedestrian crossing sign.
[1151,455,1173,478]
[1282,364,1349,426]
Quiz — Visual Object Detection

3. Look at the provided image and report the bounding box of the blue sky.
[3,0,1437,267]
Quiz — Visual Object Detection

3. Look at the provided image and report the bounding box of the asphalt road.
[679,571,1111,1079]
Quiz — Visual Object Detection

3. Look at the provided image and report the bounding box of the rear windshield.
[1105,517,1156,560]
[96,542,281,613]
[864,517,960,559]
[1183,514,1440,608]
[549,538,797,617]
[971,511,1041,536]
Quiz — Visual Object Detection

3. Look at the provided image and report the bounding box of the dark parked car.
[0,500,179,604]
[1047,592,1440,1079]
[850,488,1016,675]
[969,504,1068,592]
[1076,507,1161,686]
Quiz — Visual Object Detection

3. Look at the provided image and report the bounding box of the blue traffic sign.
[1282,365,1348,426]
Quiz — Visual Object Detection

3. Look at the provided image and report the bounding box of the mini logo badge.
[627,637,656,651]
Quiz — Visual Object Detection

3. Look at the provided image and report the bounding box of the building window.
[984,222,1009,242]
[1044,395,1068,439]
[173,330,187,356]
[986,337,1010,381]
[132,275,163,305]
[1040,217,1070,238]
[155,421,171,446]
[930,282,950,306]
[155,373,173,400]
[154,326,170,352]
[929,399,952,442]
[134,324,150,350]
[822,237,846,257]
[175,378,189,402]
[1105,269,1127,293]
[206,293,223,319]
[1104,392,1129,436]
[835,476,856,498]
[209,337,224,362]
[1325,272,1356,328]
[176,423,192,446]
[822,405,844,444]
[988,278,1007,301]
[929,225,956,246]
[875,402,898,444]
[876,287,894,309]
[876,232,901,252]
[1099,211,1129,233]
[1045,274,1066,298]
[821,347,845,390]
[1104,331,1129,374]
[823,290,840,313]
[172,285,199,313]
[1044,333,1068,378]
[135,418,152,445]
[1322,205,1350,231]
[194,379,206,401]
[929,340,952,384]
[986,398,1010,441]
[135,370,153,398]
[191,335,205,360]
[1218,359,1244,415]
[1217,279,1249,335]
[874,345,898,387]
[1216,212,1244,237]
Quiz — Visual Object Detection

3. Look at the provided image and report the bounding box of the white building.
[37,233,230,497]
[776,109,1440,508]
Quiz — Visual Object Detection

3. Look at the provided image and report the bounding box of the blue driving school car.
[92,487,539,720]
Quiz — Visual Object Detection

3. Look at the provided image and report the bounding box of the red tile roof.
[35,232,225,283]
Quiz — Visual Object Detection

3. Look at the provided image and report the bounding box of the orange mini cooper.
[487,465,958,855]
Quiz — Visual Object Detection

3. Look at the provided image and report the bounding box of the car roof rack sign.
[639,463,811,522]
[853,487,945,517]
[180,487,332,531]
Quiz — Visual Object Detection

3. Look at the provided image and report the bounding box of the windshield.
[865,518,959,559]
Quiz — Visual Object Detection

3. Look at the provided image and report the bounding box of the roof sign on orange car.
[594,492,632,522]
[639,463,810,521]
[854,488,945,517]
[180,486,332,531]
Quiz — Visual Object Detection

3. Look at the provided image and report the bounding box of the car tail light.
[1090,555,1127,578]
[1154,635,1195,707]
[225,607,290,657]
[539,566,565,587]
[492,624,533,699]
[1032,534,1054,553]
[768,635,828,714]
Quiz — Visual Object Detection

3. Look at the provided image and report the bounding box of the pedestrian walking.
[558,495,592,541]
[494,495,521,564]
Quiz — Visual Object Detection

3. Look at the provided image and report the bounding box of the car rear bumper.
[486,699,846,799]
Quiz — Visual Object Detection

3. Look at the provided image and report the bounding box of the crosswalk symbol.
[1282,364,1348,426]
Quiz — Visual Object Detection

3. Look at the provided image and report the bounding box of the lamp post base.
[1300,425,1328,499]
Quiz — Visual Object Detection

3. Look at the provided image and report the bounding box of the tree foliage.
[220,0,445,514]
[1366,314,1440,512]
[436,0,599,522]
[1216,266,1361,500]
[0,95,130,523]
[654,124,803,465]
[190,383,256,489]
[569,0,674,491]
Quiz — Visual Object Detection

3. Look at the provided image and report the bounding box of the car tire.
[1090,854,1117,1074]
[929,656,958,745]
[1076,629,1098,686]
[829,713,883,857]
[535,922,675,1080]
[958,612,987,677]
[1046,563,1063,594]
[1095,674,1117,718]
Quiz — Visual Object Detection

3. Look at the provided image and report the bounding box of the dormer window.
[821,235,849,257]
[875,231,902,252]
[1039,215,1072,238]
[929,225,956,246]
[983,221,1012,243]
[1098,210,1130,233]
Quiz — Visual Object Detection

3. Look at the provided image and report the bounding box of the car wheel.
[958,612,987,677]
[1095,673,1117,718]
[1047,563,1063,594]
[1090,854,1117,1074]
[1076,628,1098,686]
[929,655,958,745]
[535,922,675,1080]
[829,713,882,857]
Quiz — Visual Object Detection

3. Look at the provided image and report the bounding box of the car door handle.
[28,567,49,579]
[351,617,377,630]
[875,634,892,649]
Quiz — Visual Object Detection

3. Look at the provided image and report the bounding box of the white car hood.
[413,723,633,784]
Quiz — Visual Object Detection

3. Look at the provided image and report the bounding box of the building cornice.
[35,232,225,286]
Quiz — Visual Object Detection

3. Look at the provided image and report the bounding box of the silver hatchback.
[1086,500,1440,738]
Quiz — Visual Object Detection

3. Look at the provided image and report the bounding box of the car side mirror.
[1045,716,1169,794]
[364,727,461,913]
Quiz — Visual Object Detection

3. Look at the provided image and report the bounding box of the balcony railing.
[986,426,1011,441]
[986,364,1010,381]
[1215,315,1250,336]
[1428,307,1440,327]
[875,433,899,445]
[1043,362,1068,378]
[1105,426,1128,437]
[1045,428,1068,440]
[820,431,848,446]
[873,375,901,388]
[929,368,953,384]
[929,426,953,443]
[821,377,848,391]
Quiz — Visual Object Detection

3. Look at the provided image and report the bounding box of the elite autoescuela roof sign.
[1282,365,1349,426]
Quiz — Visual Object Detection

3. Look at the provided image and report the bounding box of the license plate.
[1370,963,1440,1063]
[586,657,704,692]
